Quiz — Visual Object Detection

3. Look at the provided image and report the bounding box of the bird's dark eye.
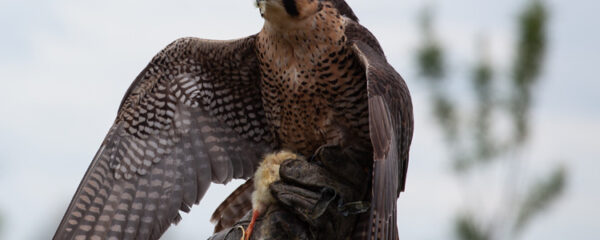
[282,0,300,17]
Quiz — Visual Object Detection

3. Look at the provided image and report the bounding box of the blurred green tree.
[415,1,567,239]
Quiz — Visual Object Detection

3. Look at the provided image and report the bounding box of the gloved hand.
[270,145,371,240]
[207,145,371,240]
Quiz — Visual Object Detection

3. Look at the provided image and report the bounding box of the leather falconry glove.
[207,145,371,240]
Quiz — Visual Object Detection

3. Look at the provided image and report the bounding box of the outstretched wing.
[54,36,275,240]
[345,20,414,240]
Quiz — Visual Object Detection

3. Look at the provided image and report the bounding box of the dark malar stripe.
[283,0,300,17]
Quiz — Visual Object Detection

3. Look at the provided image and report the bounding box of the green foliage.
[514,166,567,233]
[433,94,459,142]
[415,6,460,145]
[471,45,497,165]
[511,0,548,143]
[453,49,498,171]
[414,1,566,240]
[417,7,445,80]
[513,0,547,88]
[455,214,490,240]
[418,43,445,80]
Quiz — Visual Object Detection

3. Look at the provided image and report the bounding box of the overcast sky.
[0,0,598,239]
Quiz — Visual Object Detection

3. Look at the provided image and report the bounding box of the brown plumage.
[54,0,413,240]
[210,179,254,233]
[257,1,371,157]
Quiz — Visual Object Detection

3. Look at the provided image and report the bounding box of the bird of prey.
[53,0,413,239]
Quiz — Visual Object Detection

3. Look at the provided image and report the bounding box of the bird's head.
[256,0,323,27]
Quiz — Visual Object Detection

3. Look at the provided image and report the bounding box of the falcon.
[53,0,413,239]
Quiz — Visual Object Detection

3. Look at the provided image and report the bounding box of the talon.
[237,226,246,240]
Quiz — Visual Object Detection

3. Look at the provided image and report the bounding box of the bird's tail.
[210,179,255,233]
